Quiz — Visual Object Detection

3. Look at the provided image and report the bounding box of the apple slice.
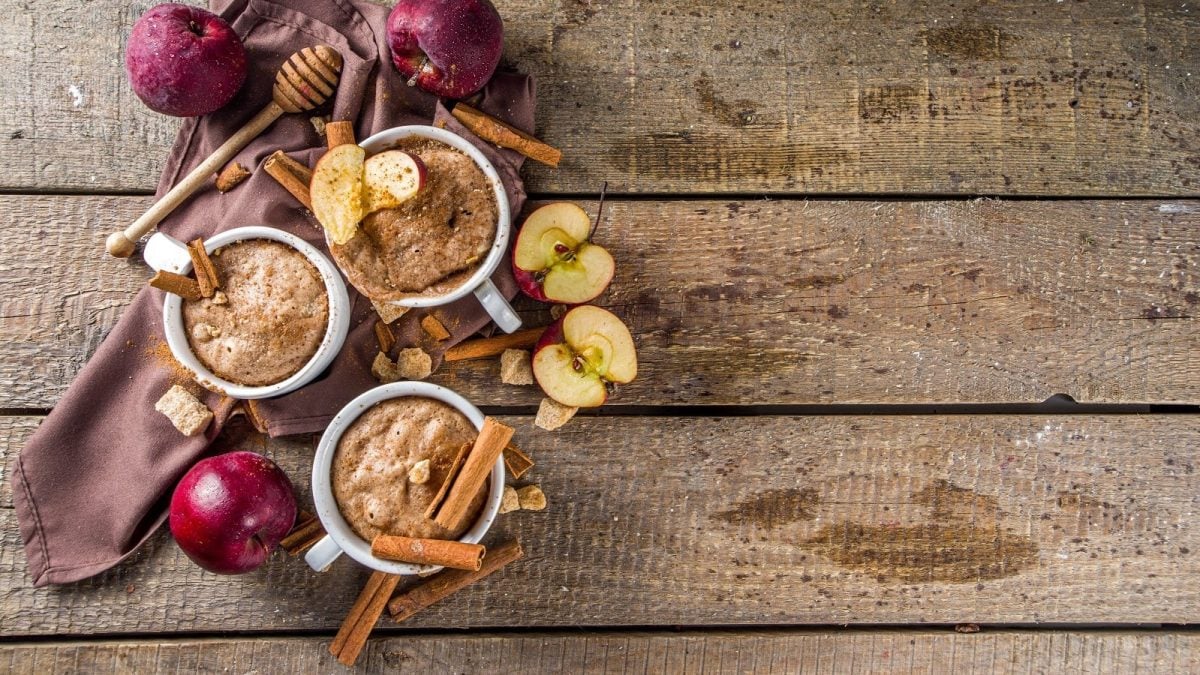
[532,305,637,408]
[513,202,616,304]
[363,150,427,212]
[311,144,366,245]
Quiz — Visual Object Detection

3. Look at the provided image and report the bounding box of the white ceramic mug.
[345,125,522,334]
[143,226,352,400]
[305,381,505,575]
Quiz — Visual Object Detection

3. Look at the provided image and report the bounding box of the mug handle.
[473,277,522,334]
[304,534,343,572]
[142,232,191,273]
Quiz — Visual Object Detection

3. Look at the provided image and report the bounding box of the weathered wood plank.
[2,630,1198,674]
[1,0,1197,195]
[3,414,1199,635]
[2,196,1197,407]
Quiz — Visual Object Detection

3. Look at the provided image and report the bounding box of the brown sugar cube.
[214,162,250,192]
[535,397,578,431]
[395,347,433,380]
[310,115,329,137]
[421,314,451,341]
[499,349,534,385]
[516,485,547,511]
[371,352,401,383]
[372,299,410,324]
[499,485,520,514]
[155,385,214,436]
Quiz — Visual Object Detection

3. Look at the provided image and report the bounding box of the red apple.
[513,203,616,304]
[532,305,637,408]
[386,0,504,99]
[125,4,247,117]
[169,451,297,574]
[363,150,427,212]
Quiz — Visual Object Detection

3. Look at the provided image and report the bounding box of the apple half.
[532,305,637,408]
[311,144,366,245]
[363,150,427,212]
[513,203,615,304]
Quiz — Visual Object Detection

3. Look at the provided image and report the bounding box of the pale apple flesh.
[532,305,637,408]
[363,150,427,212]
[513,202,616,304]
[541,244,616,304]
[311,144,366,245]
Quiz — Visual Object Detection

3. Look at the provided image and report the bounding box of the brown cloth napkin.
[12,0,535,586]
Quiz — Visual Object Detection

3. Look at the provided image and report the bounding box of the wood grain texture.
[2,0,1197,195]
[2,630,1199,673]
[4,414,1199,635]
[2,196,1197,407]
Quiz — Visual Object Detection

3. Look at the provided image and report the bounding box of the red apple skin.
[512,264,551,303]
[386,0,503,99]
[169,451,297,575]
[125,4,247,117]
[534,315,566,354]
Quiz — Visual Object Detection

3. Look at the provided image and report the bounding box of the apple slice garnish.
[363,150,427,212]
[311,144,366,245]
[532,305,637,408]
[513,202,616,304]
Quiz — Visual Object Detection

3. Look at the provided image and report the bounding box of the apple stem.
[590,181,608,238]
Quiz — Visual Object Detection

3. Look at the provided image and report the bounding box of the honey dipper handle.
[106,102,285,257]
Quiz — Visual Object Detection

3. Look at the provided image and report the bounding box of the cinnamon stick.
[371,535,485,571]
[186,238,220,298]
[149,270,202,300]
[373,319,396,353]
[503,443,535,480]
[330,570,401,666]
[443,327,546,362]
[424,442,471,521]
[279,511,325,555]
[325,120,356,149]
[388,539,524,620]
[214,161,250,192]
[421,314,451,341]
[451,103,562,167]
[263,151,313,209]
[431,417,514,531]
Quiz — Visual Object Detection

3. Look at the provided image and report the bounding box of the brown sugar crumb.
[408,459,431,484]
[421,314,451,341]
[499,349,534,385]
[155,385,213,436]
[535,397,578,431]
[215,162,251,192]
[372,348,432,382]
[396,348,433,380]
[516,485,547,511]
[499,485,520,514]
[371,351,401,383]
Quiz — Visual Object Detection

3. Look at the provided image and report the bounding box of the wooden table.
[2,0,1198,671]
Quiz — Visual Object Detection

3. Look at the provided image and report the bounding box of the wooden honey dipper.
[106,45,344,257]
